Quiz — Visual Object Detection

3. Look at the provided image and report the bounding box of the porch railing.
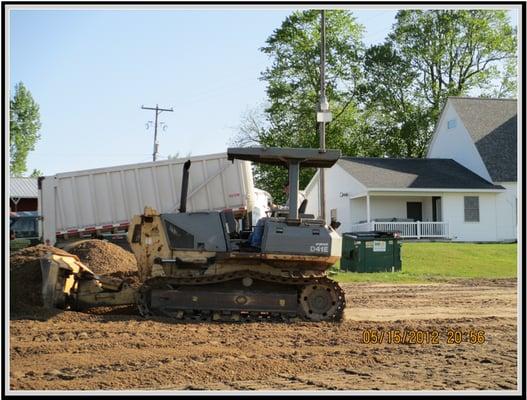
[349,221,449,239]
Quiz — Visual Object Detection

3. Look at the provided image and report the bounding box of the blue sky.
[9,7,517,175]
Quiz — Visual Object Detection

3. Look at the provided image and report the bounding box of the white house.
[304,97,518,242]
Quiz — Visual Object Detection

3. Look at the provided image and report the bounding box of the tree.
[394,10,515,103]
[363,10,517,156]
[260,10,364,149]
[30,169,43,177]
[230,105,268,148]
[10,82,42,176]
[246,10,366,203]
[482,56,517,98]
[360,42,434,157]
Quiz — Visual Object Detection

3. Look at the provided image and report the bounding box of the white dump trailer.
[39,153,269,245]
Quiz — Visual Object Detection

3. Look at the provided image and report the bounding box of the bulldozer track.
[137,270,346,323]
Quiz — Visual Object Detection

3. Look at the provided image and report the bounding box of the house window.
[447,119,457,129]
[464,196,479,222]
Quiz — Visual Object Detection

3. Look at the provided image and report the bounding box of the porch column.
[366,192,371,228]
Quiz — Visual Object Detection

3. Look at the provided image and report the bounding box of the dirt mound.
[68,240,137,275]
[9,242,139,319]
[10,244,73,269]
[10,245,72,317]
[10,262,45,316]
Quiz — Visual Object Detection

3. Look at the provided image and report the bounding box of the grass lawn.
[333,242,517,284]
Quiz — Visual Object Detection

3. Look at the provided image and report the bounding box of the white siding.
[427,101,492,182]
[350,197,366,225]
[441,192,499,241]
[304,171,320,217]
[495,182,517,240]
[304,164,367,233]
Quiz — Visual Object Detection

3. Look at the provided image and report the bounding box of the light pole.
[317,10,332,221]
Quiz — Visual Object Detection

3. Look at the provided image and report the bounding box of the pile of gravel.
[67,239,137,275]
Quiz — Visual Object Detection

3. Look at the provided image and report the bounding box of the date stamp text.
[361,329,486,345]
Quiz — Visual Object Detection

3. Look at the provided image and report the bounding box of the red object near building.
[10,177,38,212]
[10,198,38,212]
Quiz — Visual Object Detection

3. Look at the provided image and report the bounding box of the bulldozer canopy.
[227,147,341,168]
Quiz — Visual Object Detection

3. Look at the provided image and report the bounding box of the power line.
[141,104,174,162]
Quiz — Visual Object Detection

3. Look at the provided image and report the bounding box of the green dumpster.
[341,231,401,273]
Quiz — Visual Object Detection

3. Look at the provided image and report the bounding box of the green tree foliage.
[392,10,516,108]
[360,42,434,157]
[235,10,366,203]
[30,169,43,177]
[362,10,517,156]
[10,82,42,176]
[483,57,517,98]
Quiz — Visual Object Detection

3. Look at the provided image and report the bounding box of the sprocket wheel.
[299,282,344,322]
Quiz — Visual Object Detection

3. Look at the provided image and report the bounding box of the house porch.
[348,192,449,239]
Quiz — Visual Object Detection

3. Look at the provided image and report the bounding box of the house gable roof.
[10,177,38,198]
[449,97,517,182]
[338,158,504,190]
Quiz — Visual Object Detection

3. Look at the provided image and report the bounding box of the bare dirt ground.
[9,278,517,392]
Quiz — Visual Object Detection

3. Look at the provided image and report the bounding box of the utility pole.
[141,104,173,161]
[317,10,332,221]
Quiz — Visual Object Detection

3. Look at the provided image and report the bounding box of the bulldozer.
[40,147,346,322]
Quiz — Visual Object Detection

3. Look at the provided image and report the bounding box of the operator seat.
[298,198,308,214]
[222,209,239,239]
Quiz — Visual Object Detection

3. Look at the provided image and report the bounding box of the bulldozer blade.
[40,256,70,309]
[40,252,138,311]
[40,252,96,309]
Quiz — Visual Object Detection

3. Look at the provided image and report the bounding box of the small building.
[10,177,38,212]
[305,97,517,242]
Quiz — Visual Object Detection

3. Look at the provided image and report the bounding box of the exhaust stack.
[179,160,191,213]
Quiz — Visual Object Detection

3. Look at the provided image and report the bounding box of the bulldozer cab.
[226,147,340,251]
